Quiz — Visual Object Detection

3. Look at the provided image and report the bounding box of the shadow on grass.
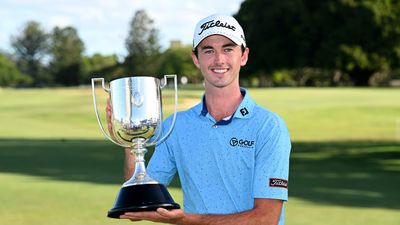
[289,141,400,209]
[0,139,398,209]
[0,139,182,186]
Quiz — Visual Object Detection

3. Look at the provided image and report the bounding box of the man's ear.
[241,47,249,66]
[191,51,200,69]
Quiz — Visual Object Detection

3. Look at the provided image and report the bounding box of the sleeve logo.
[269,178,288,189]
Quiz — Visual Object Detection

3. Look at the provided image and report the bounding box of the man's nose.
[214,51,225,64]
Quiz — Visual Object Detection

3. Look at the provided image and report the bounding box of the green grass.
[286,141,399,225]
[0,139,182,225]
[2,87,398,141]
[248,88,400,141]
[0,87,399,225]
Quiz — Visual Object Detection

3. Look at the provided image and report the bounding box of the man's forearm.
[181,210,278,225]
[120,199,282,225]
[179,199,282,225]
[124,148,135,181]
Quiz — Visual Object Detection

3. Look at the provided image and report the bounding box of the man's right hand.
[106,98,113,136]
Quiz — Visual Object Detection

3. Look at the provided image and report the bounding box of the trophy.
[91,75,180,218]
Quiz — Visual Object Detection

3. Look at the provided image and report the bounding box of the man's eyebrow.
[200,45,213,50]
[222,43,237,48]
[200,43,237,50]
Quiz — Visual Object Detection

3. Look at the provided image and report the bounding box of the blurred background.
[0,0,399,225]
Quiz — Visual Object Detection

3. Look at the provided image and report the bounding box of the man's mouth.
[211,68,229,74]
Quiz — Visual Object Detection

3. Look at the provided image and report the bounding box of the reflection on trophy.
[91,75,180,218]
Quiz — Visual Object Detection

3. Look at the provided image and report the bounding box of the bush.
[0,54,33,87]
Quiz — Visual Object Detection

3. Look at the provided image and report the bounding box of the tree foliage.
[124,10,161,75]
[236,0,400,86]
[49,26,85,86]
[158,44,201,83]
[10,21,49,85]
[81,53,120,82]
[0,53,32,86]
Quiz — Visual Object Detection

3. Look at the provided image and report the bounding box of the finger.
[106,99,111,111]
[156,208,184,219]
[157,208,171,216]
[123,211,159,218]
[106,99,112,116]
[120,215,142,221]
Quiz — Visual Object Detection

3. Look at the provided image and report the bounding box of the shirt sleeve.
[253,114,291,201]
[147,116,177,186]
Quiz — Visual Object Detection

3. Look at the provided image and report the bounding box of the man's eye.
[224,48,234,53]
[204,50,214,54]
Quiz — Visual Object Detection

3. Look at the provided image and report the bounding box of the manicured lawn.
[0,87,399,224]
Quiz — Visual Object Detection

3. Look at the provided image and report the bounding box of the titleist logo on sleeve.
[269,178,288,189]
[198,20,236,35]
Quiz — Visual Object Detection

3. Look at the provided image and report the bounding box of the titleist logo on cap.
[198,19,236,35]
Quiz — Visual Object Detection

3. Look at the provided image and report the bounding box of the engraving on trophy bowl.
[132,91,144,107]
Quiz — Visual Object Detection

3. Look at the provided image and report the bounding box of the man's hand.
[106,98,113,135]
[120,208,185,224]
[119,198,283,225]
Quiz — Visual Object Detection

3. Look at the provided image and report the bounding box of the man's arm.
[107,99,135,182]
[124,148,135,181]
[120,198,283,225]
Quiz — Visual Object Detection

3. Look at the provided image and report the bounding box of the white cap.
[192,14,246,50]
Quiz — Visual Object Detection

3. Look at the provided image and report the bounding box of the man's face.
[192,35,249,89]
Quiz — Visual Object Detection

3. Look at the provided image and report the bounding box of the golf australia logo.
[229,137,255,148]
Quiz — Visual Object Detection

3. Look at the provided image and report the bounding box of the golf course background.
[0,87,399,225]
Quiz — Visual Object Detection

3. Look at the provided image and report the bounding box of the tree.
[124,10,161,76]
[49,26,85,86]
[158,43,201,83]
[236,0,400,86]
[81,53,120,82]
[11,21,49,86]
[0,53,32,86]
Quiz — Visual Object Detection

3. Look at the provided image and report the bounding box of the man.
[119,14,291,225]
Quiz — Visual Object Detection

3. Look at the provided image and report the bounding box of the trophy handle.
[151,74,178,146]
[91,78,130,148]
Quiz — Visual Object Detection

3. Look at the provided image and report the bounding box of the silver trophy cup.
[91,75,180,218]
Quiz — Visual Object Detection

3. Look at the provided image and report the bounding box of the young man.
[120,14,291,225]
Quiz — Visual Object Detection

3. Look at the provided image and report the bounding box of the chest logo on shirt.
[229,137,255,148]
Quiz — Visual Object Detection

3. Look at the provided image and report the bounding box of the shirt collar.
[196,87,256,124]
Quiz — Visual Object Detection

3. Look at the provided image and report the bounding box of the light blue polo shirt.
[147,88,291,224]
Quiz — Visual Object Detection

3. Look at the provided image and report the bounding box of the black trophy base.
[107,183,180,218]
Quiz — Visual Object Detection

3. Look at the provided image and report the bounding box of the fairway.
[0,87,399,225]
